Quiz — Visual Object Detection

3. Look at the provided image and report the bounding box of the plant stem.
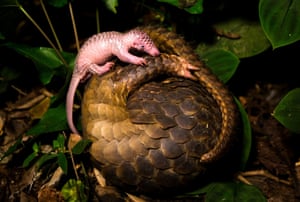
[40,0,63,51]
[70,148,80,180]
[96,7,100,33]
[16,1,68,67]
[68,2,80,52]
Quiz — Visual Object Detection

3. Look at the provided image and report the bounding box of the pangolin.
[81,26,240,196]
[66,29,160,134]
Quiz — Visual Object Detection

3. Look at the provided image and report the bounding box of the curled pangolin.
[81,26,240,195]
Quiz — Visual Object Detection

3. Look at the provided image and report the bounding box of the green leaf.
[47,0,69,7]
[158,0,179,7]
[53,134,65,150]
[206,182,266,202]
[102,0,118,14]
[207,182,234,201]
[0,138,22,162]
[0,0,17,6]
[4,43,75,84]
[32,142,40,153]
[57,152,68,174]
[0,65,21,94]
[197,18,271,58]
[23,151,38,168]
[180,182,266,200]
[36,153,57,170]
[181,183,214,196]
[184,0,203,14]
[0,65,21,81]
[235,97,252,170]
[0,32,5,40]
[26,104,68,136]
[201,49,239,83]
[6,43,63,68]
[273,88,300,133]
[72,139,92,155]
[61,179,88,202]
[158,0,203,14]
[259,0,300,49]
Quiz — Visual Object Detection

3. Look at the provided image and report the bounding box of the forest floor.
[1,6,300,198]
[0,67,300,202]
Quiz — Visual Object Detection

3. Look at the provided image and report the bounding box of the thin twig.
[68,2,80,52]
[11,85,27,96]
[240,170,292,186]
[70,149,80,180]
[96,7,100,33]
[40,0,63,51]
[16,1,68,67]
[66,132,80,180]
[236,173,252,185]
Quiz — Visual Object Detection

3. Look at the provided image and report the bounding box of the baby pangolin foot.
[134,58,147,66]
[89,62,115,75]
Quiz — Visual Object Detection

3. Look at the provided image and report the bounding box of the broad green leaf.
[180,183,214,196]
[6,43,64,67]
[184,0,203,14]
[26,104,68,136]
[102,0,118,14]
[5,43,75,84]
[47,0,68,7]
[273,88,300,133]
[259,0,300,49]
[38,66,56,85]
[207,182,234,201]
[206,182,266,202]
[197,18,270,58]
[201,49,239,83]
[57,152,68,174]
[235,97,252,170]
[235,183,266,202]
[180,180,263,200]
[61,179,88,202]
[72,139,92,155]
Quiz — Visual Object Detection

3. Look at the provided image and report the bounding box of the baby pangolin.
[66,29,160,134]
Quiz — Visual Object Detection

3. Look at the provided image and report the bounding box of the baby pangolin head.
[127,29,160,57]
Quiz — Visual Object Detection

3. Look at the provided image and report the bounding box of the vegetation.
[0,0,299,201]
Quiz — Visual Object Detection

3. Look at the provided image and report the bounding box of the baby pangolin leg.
[117,50,147,65]
[88,62,115,75]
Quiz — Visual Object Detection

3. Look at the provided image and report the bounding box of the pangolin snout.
[149,47,160,56]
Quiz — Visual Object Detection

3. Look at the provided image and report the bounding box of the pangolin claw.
[177,57,200,80]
